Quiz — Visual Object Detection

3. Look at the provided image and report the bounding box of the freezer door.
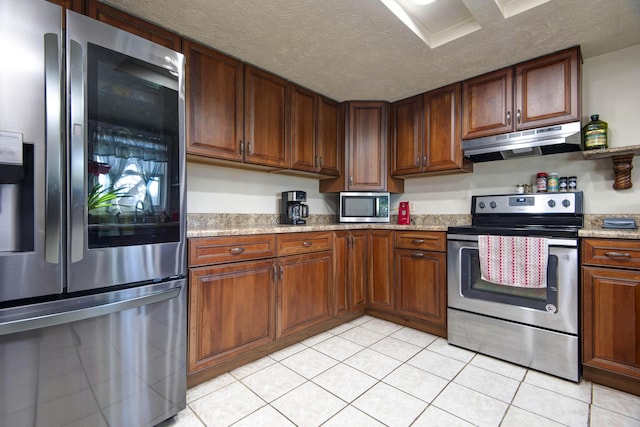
[0,0,64,302]
[0,279,187,426]
[66,11,186,291]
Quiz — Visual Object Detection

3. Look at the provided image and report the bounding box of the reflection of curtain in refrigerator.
[138,158,166,214]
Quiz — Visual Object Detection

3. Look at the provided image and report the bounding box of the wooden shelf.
[583,145,640,190]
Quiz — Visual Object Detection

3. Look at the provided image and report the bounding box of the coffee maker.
[281,191,309,225]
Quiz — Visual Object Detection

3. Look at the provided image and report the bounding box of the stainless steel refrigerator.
[0,0,187,425]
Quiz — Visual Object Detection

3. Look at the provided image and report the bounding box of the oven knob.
[548,199,556,208]
[490,201,497,209]
[562,199,571,207]
[479,201,486,209]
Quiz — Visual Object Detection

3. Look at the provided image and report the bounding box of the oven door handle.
[447,234,578,247]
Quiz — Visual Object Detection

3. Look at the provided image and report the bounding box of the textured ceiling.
[101,0,640,102]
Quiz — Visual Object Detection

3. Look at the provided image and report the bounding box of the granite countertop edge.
[187,223,449,238]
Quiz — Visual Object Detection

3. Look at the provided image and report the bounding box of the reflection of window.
[97,156,166,213]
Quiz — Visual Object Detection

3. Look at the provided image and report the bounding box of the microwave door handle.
[44,33,62,265]
[375,198,380,216]
[68,39,85,263]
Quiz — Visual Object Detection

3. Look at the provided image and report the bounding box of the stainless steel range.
[447,192,583,382]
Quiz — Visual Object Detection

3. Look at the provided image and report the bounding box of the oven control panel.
[472,192,582,215]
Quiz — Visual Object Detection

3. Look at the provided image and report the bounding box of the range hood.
[462,121,582,162]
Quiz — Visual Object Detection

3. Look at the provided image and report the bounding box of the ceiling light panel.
[380,0,481,48]
[493,0,552,18]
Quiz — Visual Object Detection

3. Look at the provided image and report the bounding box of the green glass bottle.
[583,114,608,150]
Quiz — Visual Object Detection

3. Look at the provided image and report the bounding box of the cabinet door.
[391,94,423,176]
[462,67,513,139]
[582,267,640,388]
[350,230,368,311]
[317,96,341,177]
[184,40,244,161]
[515,47,580,130]
[188,260,276,373]
[368,230,394,311]
[278,252,333,338]
[346,101,388,190]
[395,249,446,326]
[48,0,84,13]
[291,85,318,172]
[87,0,181,50]
[333,232,350,316]
[244,66,290,168]
[424,83,466,172]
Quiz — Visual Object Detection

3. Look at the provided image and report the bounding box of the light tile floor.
[161,316,640,427]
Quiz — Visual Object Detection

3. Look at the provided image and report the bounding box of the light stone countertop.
[187,213,640,240]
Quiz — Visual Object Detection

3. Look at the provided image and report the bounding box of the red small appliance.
[398,201,410,225]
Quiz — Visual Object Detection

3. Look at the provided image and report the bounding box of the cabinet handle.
[412,253,424,258]
[506,111,511,126]
[349,175,353,187]
[229,247,245,255]
[415,156,420,167]
[239,141,244,154]
[279,265,284,280]
[423,155,427,167]
[302,241,313,247]
[412,239,425,244]
[604,251,631,258]
[247,141,253,155]
[516,109,521,124]
[273,265,278,282]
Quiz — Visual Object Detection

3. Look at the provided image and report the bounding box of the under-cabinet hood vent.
[462,121,582,163]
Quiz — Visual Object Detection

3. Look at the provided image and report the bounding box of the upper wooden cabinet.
[47,0,84,13]
[184,40,244,162]
[392,83,471,177]
[290,86,341,176]
[185,44,291,169]
[462,46,581,140]
[320,101,403,192]
[244,65,291,168]
[87,0,181,51]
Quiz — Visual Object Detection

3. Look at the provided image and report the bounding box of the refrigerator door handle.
[44,33,63,265]
[0,285,181,336]
[68,39,85,263]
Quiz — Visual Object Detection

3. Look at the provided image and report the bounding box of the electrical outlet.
[409,201,415,211]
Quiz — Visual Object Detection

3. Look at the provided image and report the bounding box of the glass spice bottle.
[536,172,547,192]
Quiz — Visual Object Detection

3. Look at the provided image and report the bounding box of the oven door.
[447,234,578,335]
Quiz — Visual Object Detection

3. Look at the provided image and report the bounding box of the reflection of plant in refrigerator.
[87,184,129,212]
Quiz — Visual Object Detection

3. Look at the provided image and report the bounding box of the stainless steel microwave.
[339,192,390,223]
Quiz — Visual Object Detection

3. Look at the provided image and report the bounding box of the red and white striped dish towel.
[478,235,549,288]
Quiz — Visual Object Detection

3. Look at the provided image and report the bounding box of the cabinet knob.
[506,111,511,126]
[517,109,521,124]
[423,155,427,167]
[415,156,420,167]
[247,141,253,155]
[229,247,245,255]
[239,141,245,154]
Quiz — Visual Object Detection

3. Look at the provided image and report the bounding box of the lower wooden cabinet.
[334,230,368,316]
[277,251,333,338]
[395,249,446,327]
[188,259,276,373]
[368,230,395,311]
[582,238,640,396]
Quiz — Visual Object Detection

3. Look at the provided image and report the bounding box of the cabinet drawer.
[276,232,334,256]
[189,234,276,267]
[395,231,445,252]
[582,239,640,270]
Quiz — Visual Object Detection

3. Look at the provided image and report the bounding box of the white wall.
[187,44,640,215]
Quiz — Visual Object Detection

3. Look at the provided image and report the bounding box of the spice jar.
[559,176,568,192]
[515,184,525,194]
[536,172,547,192]
[547,173,559,192]
[568,176,577,191]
